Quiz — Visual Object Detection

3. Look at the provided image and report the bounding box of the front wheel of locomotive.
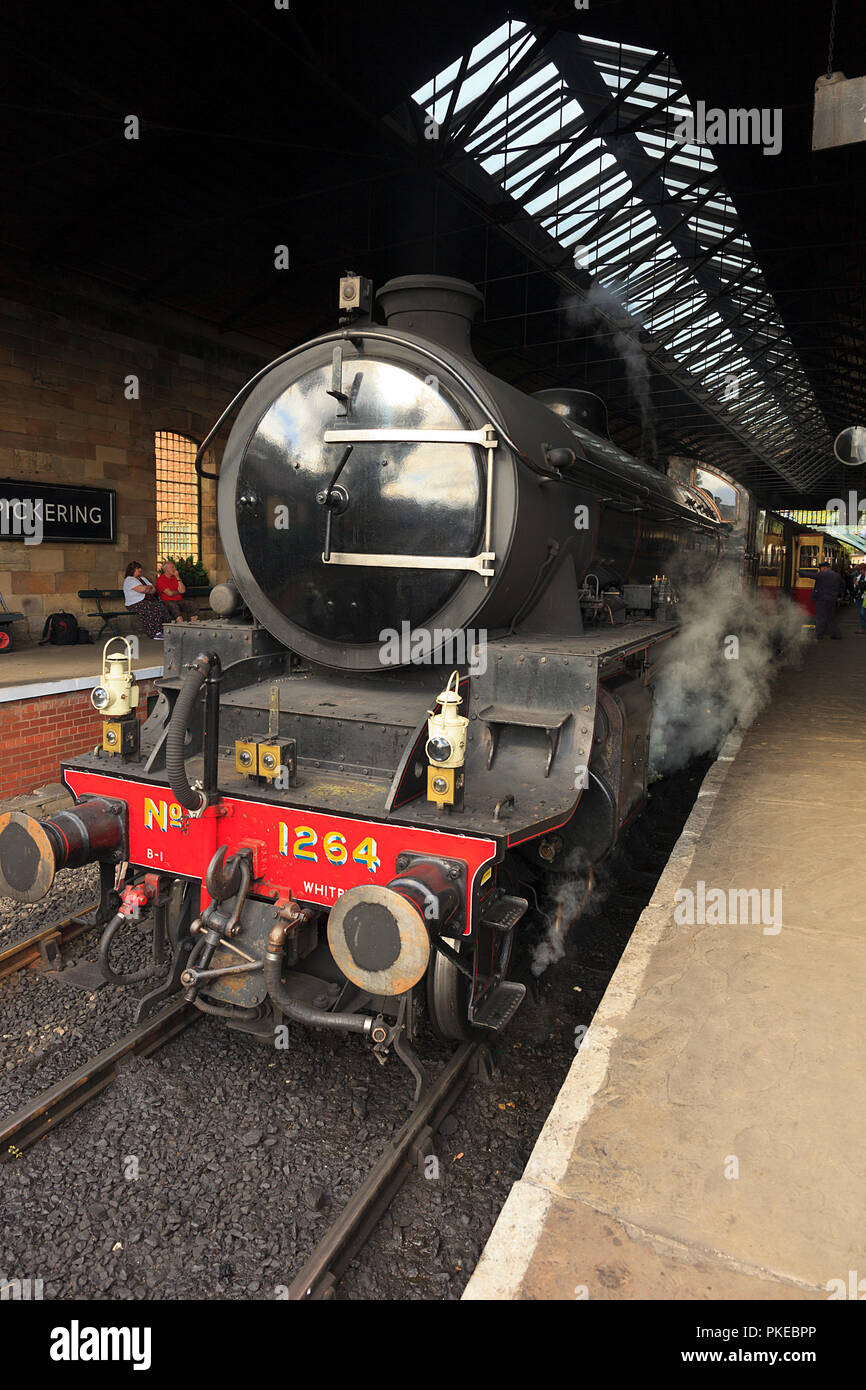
[426,936,473,1041]
[425,926,516,1042]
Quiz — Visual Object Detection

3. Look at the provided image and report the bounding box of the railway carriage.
[791,529,848,613]
[756,511,796,603]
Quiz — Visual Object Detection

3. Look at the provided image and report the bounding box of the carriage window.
[693,468,739,521]
[762,542,782,569]
[799,543,820,570]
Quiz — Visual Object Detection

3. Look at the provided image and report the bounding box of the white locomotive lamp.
[425,670,468,812]
[91,637,140,758]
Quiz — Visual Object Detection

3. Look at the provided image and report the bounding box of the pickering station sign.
[0,479,116,544]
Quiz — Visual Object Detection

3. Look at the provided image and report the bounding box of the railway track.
[287,1039,490,1299]
[0,906,199,1160]
[0,905,98,981]
[0,999,199,1158]
[2,905,489,1294]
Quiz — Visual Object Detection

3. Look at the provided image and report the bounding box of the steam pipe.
[264,922,373,1035]
[191,997,263,1020]
[165,652,221,811]
[203,653,222,796]
[98,910,163,987]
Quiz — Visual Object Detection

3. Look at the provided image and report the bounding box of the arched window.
[155,431,200,562]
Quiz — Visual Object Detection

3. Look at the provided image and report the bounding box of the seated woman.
[156,560,197,623]
[123,560,173,640]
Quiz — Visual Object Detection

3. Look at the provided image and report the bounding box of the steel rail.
[0,905,99,982]
[0,999,198,1158]
[287,1039,486,1299]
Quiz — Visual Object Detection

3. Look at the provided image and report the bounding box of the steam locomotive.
[0,274,734,1096]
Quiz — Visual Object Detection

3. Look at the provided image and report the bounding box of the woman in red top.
[156,561,197,622]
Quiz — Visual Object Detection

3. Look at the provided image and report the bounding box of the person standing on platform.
[812,560,843,640]
[857,568,866,634]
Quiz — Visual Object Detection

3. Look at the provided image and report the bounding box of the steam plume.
[565,282,656,463]
[530,862,598,977]
[649,578,810,775]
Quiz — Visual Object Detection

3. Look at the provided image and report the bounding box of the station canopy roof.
[402,18,848,501]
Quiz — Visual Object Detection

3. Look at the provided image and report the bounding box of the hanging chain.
[827,0,837,77]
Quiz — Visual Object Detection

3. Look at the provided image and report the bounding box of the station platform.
[465,614,865,1300]
[0,638,163,696]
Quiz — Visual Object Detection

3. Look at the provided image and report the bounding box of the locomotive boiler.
[0,274,726,1096]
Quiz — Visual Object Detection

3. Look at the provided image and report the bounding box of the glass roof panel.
[411,21,830,460]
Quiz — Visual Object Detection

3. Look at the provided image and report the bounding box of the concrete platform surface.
[0,638,163,695]
[465,618,866,1300]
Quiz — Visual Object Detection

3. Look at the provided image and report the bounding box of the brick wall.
[0,681,158,802]
[0,254,278,643]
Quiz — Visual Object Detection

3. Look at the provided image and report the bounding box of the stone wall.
[0,256,276,642]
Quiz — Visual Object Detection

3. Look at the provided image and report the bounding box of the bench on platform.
[77,589,138,639]
[79,586,213,639]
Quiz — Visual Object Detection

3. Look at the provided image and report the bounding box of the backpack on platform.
[38,612,79,646]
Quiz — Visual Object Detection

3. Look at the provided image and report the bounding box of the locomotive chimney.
[376,275,484,361]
